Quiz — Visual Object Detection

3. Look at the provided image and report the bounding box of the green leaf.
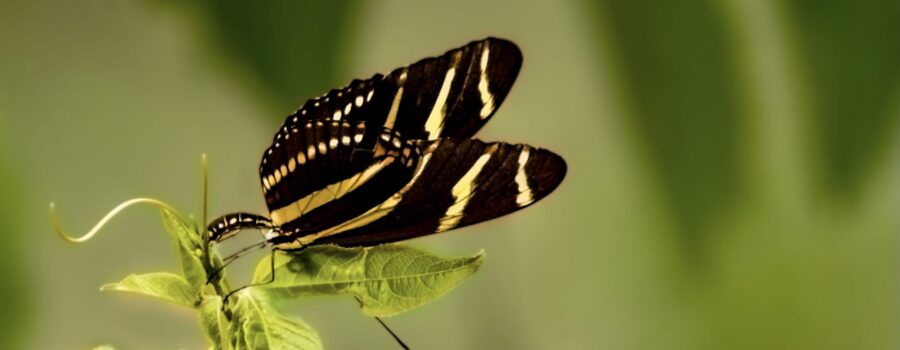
[784,0,900,194]
[586,0,742,257]
[92,346,115,350]
[253,244,484,317]
[231,290,322,350]
[101,272,196,308]
[199,296,233,350]
[161,209,207,291]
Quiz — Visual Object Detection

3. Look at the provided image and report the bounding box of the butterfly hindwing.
[314,138,566,247]
[275,37,522,143]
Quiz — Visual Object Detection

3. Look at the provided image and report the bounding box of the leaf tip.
[471,249,486,266]
[99,283,119,292]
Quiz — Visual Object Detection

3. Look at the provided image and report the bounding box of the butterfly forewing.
[277,38,521,142]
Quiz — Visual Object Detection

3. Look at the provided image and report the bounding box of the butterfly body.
[208,38,566,250]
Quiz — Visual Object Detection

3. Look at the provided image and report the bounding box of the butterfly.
[206,38,567,250]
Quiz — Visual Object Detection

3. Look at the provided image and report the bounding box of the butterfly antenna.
[355,297,410,350]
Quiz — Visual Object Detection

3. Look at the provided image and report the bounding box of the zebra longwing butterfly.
[207,38,567,249]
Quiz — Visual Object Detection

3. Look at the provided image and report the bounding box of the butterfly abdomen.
[207,212,277,242]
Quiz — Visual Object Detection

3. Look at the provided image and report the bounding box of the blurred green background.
[1,0,898,349]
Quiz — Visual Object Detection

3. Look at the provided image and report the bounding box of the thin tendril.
[49,198,183,243]
[202,154,208,231]
[356,296,410,349]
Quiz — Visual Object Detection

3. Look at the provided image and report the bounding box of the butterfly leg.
[222,245,291,303]
[205,240,267,284]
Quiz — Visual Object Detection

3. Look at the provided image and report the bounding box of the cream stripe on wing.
[514,146,534,206]
[423,67,456,138]
[296,144,437,245]
[437,149,494,231]
[477,45,495,119]
[269,158,394,225]
[384,70,407,129]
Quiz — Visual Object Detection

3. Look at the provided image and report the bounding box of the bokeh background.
[1,0,898,349]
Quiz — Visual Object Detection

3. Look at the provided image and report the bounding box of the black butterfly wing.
[274,37,522,142]
[255,38,559,248]
[312,138,567,247]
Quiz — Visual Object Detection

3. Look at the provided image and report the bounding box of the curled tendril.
[50,197,185,243]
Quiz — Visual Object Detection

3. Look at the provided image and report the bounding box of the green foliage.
[590,0,742,256]
[584,1,900,348]
[94,208,482,349]
[161,209,210,292]
[783,0,900,194]
[199,296,229,348]
[101,272,196,308]
[253,245,484,317]
[231,290,322,350]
